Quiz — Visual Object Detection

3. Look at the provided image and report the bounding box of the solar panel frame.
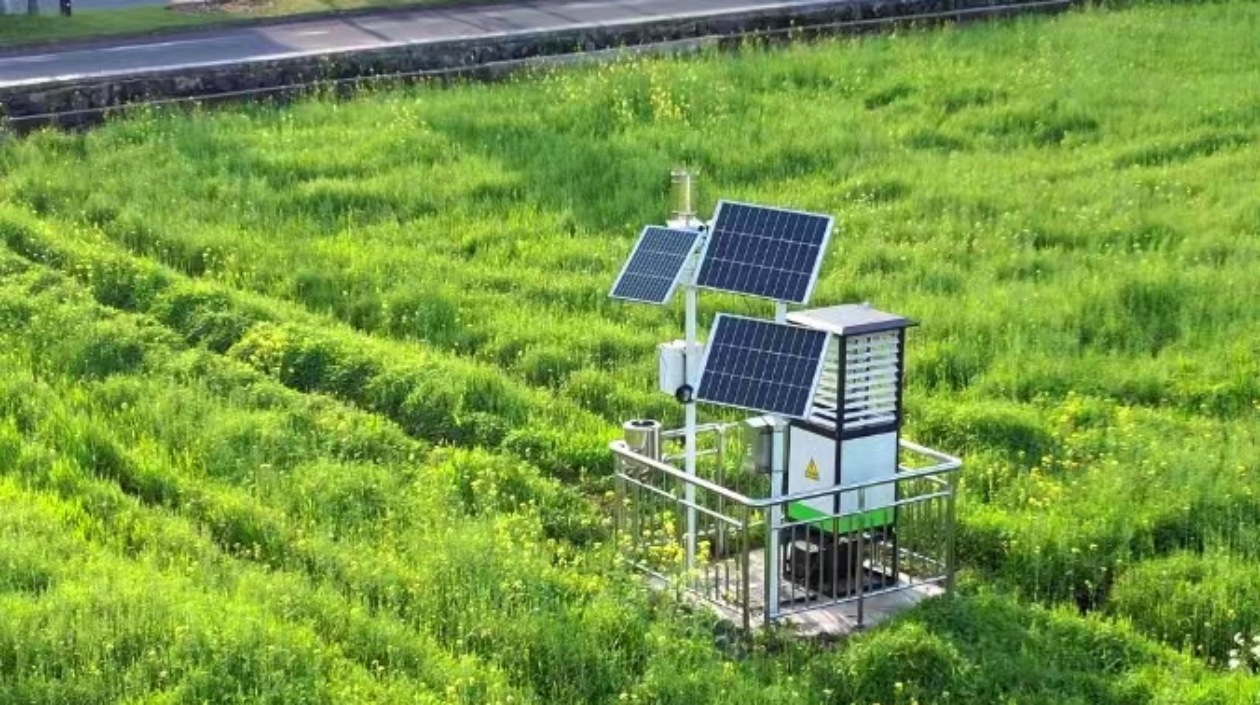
[696,313,830,419]
[609,225,702,305]
[694,200,835,304]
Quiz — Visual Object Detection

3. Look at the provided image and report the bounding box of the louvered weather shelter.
[695,303,916,601]
[780,304,915,596]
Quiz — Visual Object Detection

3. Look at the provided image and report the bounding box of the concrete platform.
[678,547,945,638]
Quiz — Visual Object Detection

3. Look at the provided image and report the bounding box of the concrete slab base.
[655,547,945,639]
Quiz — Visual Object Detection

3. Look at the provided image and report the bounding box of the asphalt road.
[6,0,168,12]
[74,0,172,10]
[0,0,837,86]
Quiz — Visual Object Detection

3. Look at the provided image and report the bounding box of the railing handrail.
[618,477,748,527]
[899,438,964,468]
[610,438,961,510]
[613,426,961,632]
[659,422,740,440]
[613,440,751,504]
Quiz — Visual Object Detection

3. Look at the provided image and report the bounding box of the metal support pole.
[856,486,866,628]
[716,426,727,558]
[614,458,625,552]
[684,285,698,571]
[766,440,785,617]
[742,503,752,631]
[764,301,789,620]
[945,469,958,592]
[669,167,702,574]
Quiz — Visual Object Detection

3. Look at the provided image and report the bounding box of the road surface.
[76,0,171,10]
[0,0,842,86]
[6,0,167,12]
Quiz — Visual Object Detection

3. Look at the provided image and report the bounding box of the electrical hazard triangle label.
[805,459,819,481]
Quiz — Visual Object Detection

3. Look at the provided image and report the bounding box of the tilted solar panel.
[695,201,833,304]
[609,226,702,304]
[696,314,829,419]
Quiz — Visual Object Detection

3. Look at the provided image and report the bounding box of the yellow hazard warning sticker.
[805,459,819,481]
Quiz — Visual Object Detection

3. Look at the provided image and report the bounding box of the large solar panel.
[696,314,829,419]
[609,226,701,304]
[695,201,834,304]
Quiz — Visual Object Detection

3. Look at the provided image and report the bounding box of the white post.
[670,167,701,573]
[765,301,789,619]
[684,284,698,571]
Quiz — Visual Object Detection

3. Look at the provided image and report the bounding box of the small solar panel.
[695,201,834,304]
[609,226,701,304]
[696,314,829,419]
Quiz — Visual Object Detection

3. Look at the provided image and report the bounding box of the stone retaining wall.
[0,0,1070,130]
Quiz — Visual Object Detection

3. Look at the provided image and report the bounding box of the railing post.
[891,472,901,587]
[765,419,785,624]
[614,456,626,555]
[763,504,776,627]
[742,503,752,631]
[945,468,958,593]
[631,463,642,564]
[716,426,727,558]
[674,473,686,573]
[856,487,866,629]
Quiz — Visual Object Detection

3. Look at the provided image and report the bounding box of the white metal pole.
[670,168,700,574]
[667,168,701,574]
[684,284,698,571]
[765,301,789,619]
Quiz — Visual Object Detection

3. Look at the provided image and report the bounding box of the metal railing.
[611,425,960,631]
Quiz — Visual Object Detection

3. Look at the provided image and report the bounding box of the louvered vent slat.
[811,331,900,430]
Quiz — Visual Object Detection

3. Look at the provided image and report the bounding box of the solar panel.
[695,201,834,304]
[609,226,701,304]
[696,314,829,419]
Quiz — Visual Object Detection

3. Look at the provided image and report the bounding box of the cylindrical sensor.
[623,419,663,462]
[742,415,781,474]
[670,168,697,223]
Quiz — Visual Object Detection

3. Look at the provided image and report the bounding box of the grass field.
[2,1,1260,702]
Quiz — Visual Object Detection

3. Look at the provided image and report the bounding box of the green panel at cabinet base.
[786,502,893,534]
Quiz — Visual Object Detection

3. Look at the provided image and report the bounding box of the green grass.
[0,0,499,49]
[2,1,1260,702]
